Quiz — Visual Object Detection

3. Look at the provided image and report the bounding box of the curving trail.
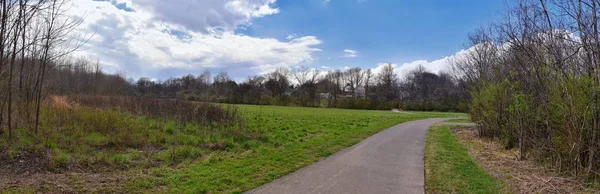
[246,118,455,194]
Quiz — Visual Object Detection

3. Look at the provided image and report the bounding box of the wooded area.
[452,0,600,178]
[0,0,84,139]
[128,64,469,112]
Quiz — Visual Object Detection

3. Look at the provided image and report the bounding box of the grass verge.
[446,118,471,123]
[425,125,506,194]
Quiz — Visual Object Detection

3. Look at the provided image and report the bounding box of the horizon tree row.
[132,64,469,112]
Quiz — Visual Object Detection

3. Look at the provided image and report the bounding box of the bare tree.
[0,0,84,135]
[377,63,397,100]
[265,67,290,97]
[344,67,365,96]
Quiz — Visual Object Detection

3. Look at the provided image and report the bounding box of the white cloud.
[343,49,359,58]
[286,34,297,40]
[133,0,279,32]
[371,48,470,79]
[67,0,321,78]
[323,0,331,4]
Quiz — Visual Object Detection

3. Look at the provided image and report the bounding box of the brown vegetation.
[453,126,595,193]
[67,95,243,128]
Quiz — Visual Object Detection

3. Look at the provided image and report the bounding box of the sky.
[68,0,508,82]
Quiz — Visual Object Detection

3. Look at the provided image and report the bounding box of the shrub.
[67,95,242,127]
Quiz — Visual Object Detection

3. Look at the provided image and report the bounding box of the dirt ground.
[0,152,129,193]
[0,171,129,193]
[452,126,596,194]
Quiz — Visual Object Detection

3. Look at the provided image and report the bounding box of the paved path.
[247,118,455,194]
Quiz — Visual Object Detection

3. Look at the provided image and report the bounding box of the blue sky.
[69,0,508,82]
[244,0,505,63]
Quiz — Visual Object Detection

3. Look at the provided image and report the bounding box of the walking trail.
[247,118,455,194]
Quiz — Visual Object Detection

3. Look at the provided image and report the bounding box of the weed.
[50,150,71,170]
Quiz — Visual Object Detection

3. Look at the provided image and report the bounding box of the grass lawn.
[425,125,506,194]
[1,101,465,193]
[129,105,464,193]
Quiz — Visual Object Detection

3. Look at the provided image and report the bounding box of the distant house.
[340,85,366,98]
[320,92,331,99]
[342,85,353,97]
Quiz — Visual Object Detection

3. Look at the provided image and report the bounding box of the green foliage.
[425,125,506,193]
[545,77,595,171]
[471,74,600,176]
[168,146,204,162]
[471,80,513,140]
[50,150,71,170]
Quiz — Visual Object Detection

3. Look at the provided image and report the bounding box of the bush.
[471,77,600,175]
[68,95,242,127]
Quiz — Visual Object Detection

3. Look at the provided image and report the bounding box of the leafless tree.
[0,0,84,137]
[292,66,320,85]
[377,63,397,100]
[344,67,365,96]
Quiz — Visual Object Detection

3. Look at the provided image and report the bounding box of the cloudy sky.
[69,0,506,81]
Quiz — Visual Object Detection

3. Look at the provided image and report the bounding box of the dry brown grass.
[65,95,243,127]
[49,96,73,109]
[0,170,133,193]
[453,127,595,194]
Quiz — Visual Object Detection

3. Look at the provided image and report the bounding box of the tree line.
[12,57,471,113]
[452,0,600,178]
[131,64,469,112]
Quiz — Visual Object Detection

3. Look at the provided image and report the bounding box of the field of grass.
[1,98,464,193]
[124,105,463,193]
[425,125,505,194]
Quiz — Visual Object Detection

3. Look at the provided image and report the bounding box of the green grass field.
[129,105,464,193]
[425,125,505,194]
[1,103,464,193]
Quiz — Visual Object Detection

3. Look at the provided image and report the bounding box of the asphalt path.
[247,118,456,194]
